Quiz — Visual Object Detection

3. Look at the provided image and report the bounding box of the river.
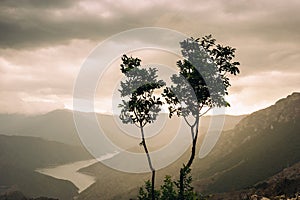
[36,151,119,193]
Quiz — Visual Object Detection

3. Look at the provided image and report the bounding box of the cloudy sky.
[0,0,299,115]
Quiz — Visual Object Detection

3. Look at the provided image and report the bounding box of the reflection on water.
[36,159,97,193]
[36,151,119,193]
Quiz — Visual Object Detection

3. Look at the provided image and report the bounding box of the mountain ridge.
[192,92,300,193]
[0,109,246,146]
[76,92,300,199]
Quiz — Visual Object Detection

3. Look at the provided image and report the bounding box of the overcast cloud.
[0,0,299,114]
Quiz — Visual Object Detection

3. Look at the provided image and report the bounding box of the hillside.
[1,92,297,199]
[0,134,91,199]
[77,92,300,199]
[0,190,58,200]
[254,161,300,198]
[0,109,244,199]
[193,92,300,193]
[0,134,91,169]
[209,161,300,199]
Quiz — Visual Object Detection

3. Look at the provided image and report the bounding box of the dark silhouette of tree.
[160,176,177,200]
[119,55,165,200]
[138,180,161,200]
[138,171,206,200]
[174,167,199,200]
[163,35,240,199]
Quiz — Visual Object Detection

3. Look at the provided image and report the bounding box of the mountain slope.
[209,161,300,200]
[193,92,300,193]
[0,134,91,169]
[76,93,299,199]
[0,134,91,199]
[254,161,300,198]
[0,190,59,200]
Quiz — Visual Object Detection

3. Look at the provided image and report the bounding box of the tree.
[174,167,199,200]
[163,35,240,199]
[160,176,177,200]
[138,171,206,200]
[119,55,166,200]
[138,180,161,200]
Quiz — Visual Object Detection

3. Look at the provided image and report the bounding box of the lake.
[36,151,119,193]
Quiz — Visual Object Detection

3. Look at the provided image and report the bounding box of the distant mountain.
[199,114,246,132]
[0,134,90,169]
[0,110,82,146]
[193,92,300,193]
[0,109,245,146]
[0,134,91,199]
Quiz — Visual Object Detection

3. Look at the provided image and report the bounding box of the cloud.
[0,0,77,9]
[226,71,300,114]
[0,0,169,49]
[0,39,96,113]
[1,0,299,50]
[0,0,299,114]
[0,91,65,114]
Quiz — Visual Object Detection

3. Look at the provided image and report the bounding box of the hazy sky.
[0,0,299,115]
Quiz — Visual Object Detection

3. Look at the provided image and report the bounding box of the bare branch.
[199,106,212,117]
[183,115,194,127]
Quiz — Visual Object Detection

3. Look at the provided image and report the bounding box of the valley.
[0,93,299,199]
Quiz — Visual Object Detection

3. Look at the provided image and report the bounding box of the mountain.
[0,108,244,199]
[3,91,297,199]
[0,134,90,169]
[76,92,300,199]
[209,161,300,199]
[193,92,300,193]
[0,109,245,147]
[253,161,300,198]
[0,134,91,199]
[0,190,58,200]
[0,110,82,146]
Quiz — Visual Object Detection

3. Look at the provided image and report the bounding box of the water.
[36,151,119,193]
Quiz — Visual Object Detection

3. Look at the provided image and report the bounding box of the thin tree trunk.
[187,125,198,168]
[140,124,155,200]
[179,115,199,200]
[151,170,156,199]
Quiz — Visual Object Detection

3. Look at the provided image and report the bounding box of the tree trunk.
[179,116,199,200]
[140,124,156,200]
[151,170,156,200]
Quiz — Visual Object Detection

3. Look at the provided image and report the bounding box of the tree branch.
[199,106,212,117]
[183,115,194,127]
